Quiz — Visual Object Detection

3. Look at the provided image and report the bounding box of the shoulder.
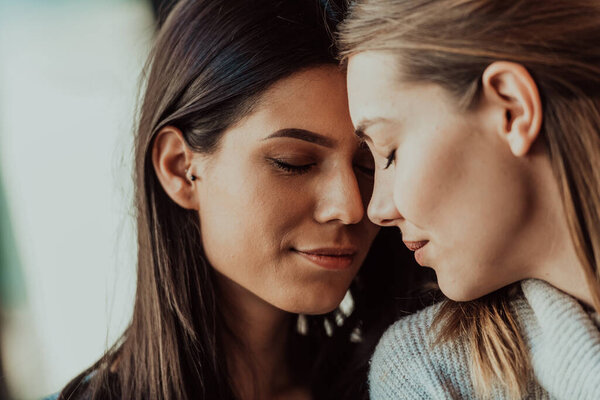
[368,301,475,399]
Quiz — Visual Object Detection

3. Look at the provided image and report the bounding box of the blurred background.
[0,0,172,397]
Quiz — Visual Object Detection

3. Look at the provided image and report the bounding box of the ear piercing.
[185,168,196,182]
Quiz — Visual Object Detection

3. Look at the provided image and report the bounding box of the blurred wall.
[0,0,154,397]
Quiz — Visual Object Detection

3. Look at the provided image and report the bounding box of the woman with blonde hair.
[340,0,600,398]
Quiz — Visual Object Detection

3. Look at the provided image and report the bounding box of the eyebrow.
[354,117,389,142]
[264,128,335,148]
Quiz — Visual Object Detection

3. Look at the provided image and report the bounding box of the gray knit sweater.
[369,279,600,399]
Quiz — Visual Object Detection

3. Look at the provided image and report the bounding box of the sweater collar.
[513,279,600,400]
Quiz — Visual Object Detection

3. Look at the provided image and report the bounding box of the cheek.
[399,130,533,277]
[199,166,306,273]
[394,126,530,240]
[392,135,459,226]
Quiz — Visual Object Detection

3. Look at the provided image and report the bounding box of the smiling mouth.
[403,240,428,251]
[293,248,357,270]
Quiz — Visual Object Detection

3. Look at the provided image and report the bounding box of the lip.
[403,240,428,251]
[403,240,429,266]
[294,247,357,270]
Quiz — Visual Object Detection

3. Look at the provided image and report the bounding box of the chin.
[302,302,341,315]
[436,274,491,302]
[279,289,346,315]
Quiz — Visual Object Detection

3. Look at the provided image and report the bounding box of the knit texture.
[369,279,600,399]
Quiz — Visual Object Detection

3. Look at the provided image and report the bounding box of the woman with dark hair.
[47,1,428,399]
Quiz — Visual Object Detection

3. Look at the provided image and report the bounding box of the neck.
[526,151,596,309]
[217,273,299,400]
[534,224,594,308]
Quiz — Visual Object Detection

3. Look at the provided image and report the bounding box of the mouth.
[402,240,429,265]
[293,247,357,270]
[403,240,428,251]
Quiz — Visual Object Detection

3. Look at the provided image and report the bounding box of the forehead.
[346,52,404,126]
[220,65,359,148]
[347,52,456,133]
[257,65,348,124]
[347,51,400,91]
[248,66,354,134]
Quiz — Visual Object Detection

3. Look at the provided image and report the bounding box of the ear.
[152,126,200,210]
[481,61,543,157]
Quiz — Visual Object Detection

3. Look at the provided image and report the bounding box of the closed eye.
[267,158,316,175]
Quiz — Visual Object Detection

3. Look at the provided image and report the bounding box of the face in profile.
[346,52,547,302]
[190,65,378,314]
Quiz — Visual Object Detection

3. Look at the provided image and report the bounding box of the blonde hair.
[339,0,600,398]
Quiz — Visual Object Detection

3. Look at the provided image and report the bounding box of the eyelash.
[269,157,375,179]
[384,149,396,169]
[268,158,315,175]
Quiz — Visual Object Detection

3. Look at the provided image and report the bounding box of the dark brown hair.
[57,1,430,399]
[340,0,600,397]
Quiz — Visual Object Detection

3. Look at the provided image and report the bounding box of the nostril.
[379,218,397,227]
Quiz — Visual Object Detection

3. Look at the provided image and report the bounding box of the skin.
[153,65,379,399]
[346,51,593,306]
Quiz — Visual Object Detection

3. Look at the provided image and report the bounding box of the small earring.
[185,168,196,182]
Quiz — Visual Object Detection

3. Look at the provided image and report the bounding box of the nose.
[314,165,365,225]
[367,168,402,227]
